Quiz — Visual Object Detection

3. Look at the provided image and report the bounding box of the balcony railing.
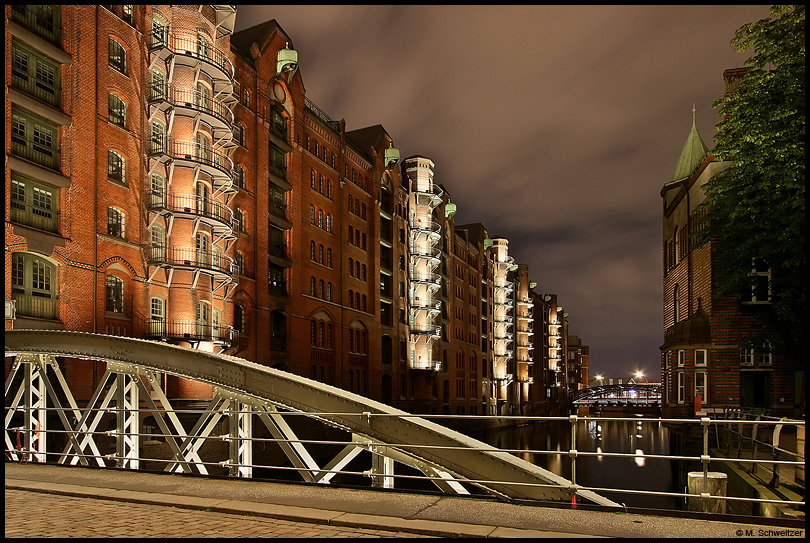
[11,65,60,108]
[147,192,233,229]
[12,292,56,320]
[148,84,234,129]
[10,196,59,233]
[147,245,234,276]
[409,323,442,337]
[144,319,236,345]
[11,132,58,170]
[11,5,60,44]
[148,28,234,82]
[148,138,233,182]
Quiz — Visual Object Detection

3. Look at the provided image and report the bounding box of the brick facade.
[6,5,578,416]
[659,70,796,417]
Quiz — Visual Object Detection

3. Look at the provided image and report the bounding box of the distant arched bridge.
[571,384,662,406]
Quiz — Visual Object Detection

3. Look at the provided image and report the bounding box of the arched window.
[108,150,126,184]
[150,296,166,336]
[196,232,210,266]
[310,204,315,224]
[108,37,127,74]
[325,213,332,233]
[105,275,125,313]
[234,303,245,333]
[107,207,125,238]
[108,93,126,127]
[310,276,316,296]
[196,301,210,338]
[673,284,680,322]
[310,240,316,261]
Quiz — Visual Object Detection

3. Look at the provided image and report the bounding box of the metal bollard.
[687,471,728,514]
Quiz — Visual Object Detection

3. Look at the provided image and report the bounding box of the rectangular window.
[677,350,685,367]
[695,349,707,367]
[10,177,57,233]
[269,143,286,179]
[695,371,707,403]
[106,275,124,313]
[677,372,685,404]
[107,207,125,238]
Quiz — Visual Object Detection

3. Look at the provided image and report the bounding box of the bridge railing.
[5,403,804,517]
[3,333,803,519]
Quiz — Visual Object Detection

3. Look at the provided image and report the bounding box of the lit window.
[108,93,126,127]
[107,207,125,238]
[106,275,124,313]
[108,150,126,184]
[108,37,127,74]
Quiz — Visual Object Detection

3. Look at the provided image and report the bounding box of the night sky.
[234,5,772,380]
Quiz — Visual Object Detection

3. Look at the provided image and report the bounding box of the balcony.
[11,5,60,44]
[409,296,441,314]
[410,178,443,208]
[409,322,442,338]
[11,131,58,171]
[144,319,236,348]
[11,292,56,320]
[148,28,235,104]
[147,192,234,242]
[410,358,442,372]
[146,245,235,284]
[10,195,59,234]
[410,271,442,287]
[147,84,234,148]
[409,244,442,264]
[147,138,234,193]
[409,214,442,237]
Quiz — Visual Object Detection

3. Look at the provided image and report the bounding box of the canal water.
[480,416,680,510]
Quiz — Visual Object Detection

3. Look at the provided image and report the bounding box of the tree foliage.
[697,5,805,364]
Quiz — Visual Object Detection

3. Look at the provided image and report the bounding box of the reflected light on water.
[635,448,645,467]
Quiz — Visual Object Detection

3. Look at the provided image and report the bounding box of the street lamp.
[633,372,647,404]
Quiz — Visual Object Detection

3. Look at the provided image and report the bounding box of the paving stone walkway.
[4,489,434,538]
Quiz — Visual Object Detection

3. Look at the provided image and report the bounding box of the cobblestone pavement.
[4,489,435,538]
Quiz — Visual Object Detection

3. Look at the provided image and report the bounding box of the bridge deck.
[5,463,798,538]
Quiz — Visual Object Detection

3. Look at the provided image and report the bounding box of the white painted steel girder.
[5,330,619,506]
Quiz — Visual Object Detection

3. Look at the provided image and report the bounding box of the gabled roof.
[231,19,294,66]
[346,125,390,161]
[666,105,709,186]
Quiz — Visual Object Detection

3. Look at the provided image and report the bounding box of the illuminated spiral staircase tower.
[144,5,238,353]
[492,238,517,405]
[404,157,443,371]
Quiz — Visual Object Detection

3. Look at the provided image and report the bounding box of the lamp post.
[634,371,647,404]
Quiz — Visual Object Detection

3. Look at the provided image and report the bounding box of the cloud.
[234,4,772,377]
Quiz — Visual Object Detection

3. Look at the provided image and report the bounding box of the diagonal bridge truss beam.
[5,330,618,506]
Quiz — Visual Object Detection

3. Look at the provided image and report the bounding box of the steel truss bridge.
[5,330,618,507]
[571,384,662,406]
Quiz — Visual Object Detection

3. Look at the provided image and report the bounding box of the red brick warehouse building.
[6,5,581,416]
[659,69,799,418]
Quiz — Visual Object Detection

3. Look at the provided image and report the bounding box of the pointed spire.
[668,105,709,185]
